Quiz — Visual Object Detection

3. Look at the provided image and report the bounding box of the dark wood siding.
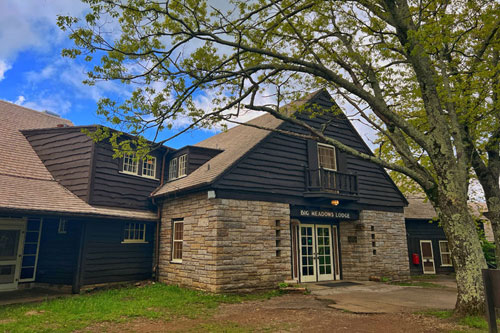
[187,147,223,174]
[81,220,155,285]
[36,218,80,284]
[213,91,406,210]
[405,219,454,275]
[90,142,162,210]
[24,129,93,201]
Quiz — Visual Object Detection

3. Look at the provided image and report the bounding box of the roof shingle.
[0,100,156,220]
[152,90,323,197]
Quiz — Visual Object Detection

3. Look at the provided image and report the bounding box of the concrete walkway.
[308,279,457,314]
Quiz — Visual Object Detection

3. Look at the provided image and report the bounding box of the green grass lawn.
[391,281,447,288]
[0,284,282,333]
[422,309,500,332]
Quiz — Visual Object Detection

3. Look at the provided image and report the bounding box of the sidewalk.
[308,278,457,314]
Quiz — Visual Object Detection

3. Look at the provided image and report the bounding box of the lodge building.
[152,90,410,292]
[1,90,417,293]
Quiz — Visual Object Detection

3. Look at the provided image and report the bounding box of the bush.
[483,240,497,268]
[476,219,496,268]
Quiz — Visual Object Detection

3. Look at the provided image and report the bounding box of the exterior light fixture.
[331,200,340,206]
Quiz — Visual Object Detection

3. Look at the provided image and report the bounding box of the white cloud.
[14,96,25,105]
[0,59,12,81]
[0,0,88,61]
[15,93,72,116]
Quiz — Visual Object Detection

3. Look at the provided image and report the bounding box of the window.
[123,153,139,174]
[142,157,156,178]
[178,154,187,177]
[439,241,452,266]
[318,144,337,170]
[168,157,178,180]
[123,223,146,243]
[58,219,67,234]
[172,220,183,262]
[168,154,188,180]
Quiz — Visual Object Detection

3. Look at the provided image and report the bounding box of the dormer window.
[168,158,178,180]
[318,144,337,170]
[178,155,187,177]
[142,157,156,178]
[123,153,139,174]
[168,154,188,180]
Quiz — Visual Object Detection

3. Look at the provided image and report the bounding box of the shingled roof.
[151,90,323,197]
[0,100,156,220]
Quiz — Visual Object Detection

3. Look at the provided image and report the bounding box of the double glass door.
[299,224,338,282]
[0,220,25,291]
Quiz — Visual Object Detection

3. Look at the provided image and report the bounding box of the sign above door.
[291,206,359,220]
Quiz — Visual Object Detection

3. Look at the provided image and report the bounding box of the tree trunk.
[437,197,487,315]
[484,196,500,265]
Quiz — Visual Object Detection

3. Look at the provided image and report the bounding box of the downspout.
[152,149,168,281]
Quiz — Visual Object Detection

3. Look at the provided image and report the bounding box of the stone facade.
[340,210,410,280]
[159,192,291,293]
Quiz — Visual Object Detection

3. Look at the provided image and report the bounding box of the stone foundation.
[340,210,410,280]
[159,192,291,293]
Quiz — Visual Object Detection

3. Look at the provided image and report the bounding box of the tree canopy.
[59,0,500,315]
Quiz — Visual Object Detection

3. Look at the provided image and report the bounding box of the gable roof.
[0,100,156,220]
[151,90,324,197]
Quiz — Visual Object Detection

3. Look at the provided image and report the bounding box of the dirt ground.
[82,294,465,332]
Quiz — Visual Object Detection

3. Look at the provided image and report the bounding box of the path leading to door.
[309,279,457,314]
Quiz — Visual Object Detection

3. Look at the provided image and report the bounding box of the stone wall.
[159,192,291,293]
[340,210,410,280]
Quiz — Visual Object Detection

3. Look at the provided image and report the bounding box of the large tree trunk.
[436,194,487,315]
[484,196,500,264]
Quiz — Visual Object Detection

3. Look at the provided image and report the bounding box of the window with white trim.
[172,220,183,262]
[168,157,178,180]
[58,219,67,234]
[123,223,146,243]
[123,153,139,174]
[178,154,187,177]
[142,157,156,178]
[318,144,337,170]
[168,154,188,180]
[439,240,452,266]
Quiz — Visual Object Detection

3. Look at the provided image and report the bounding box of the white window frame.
[168,157,178,180]
[58,219,67,234]
[172,220,184,263]
[142,157,157,179]
[178,154,187,178]
[439,240,452,267]
[122,153,139,175]
[122,223,147,244]
[317,143,337,171]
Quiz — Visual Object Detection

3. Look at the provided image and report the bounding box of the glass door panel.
[298,224,337,282]
[0,230,20,260]
[299,226,316,282]
[316,225,334,281]
[0,220,25,291]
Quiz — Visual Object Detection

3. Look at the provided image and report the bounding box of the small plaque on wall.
[348,236,358,243]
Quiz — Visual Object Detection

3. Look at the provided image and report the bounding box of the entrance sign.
[291,206,359,220]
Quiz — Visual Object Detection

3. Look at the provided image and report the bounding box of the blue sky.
[0,0,379,151]
[0,0,215,148]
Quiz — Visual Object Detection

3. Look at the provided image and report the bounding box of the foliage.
[0,284,282,333]
[58,0,500,314]
[423,309,500,331]
[476,219,497,268]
